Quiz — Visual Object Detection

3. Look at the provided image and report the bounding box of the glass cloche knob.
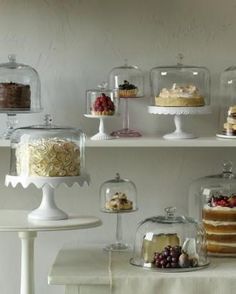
[8,54,16,64]
[44,114,53,127]
[177,53,184,66]
[164,206,176,219]
[222,160,233,173]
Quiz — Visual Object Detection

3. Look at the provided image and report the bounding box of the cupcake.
[118,80,138,98]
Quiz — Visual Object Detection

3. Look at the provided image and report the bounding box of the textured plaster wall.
[0,0,235,293]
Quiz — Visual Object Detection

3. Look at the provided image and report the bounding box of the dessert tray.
[148,105,211,139]
[129,258,210,273]
[5,174,90,221]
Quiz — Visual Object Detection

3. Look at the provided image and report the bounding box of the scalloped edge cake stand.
[5,174,90,221]
[84,114,116,140]
[148,106,211,140]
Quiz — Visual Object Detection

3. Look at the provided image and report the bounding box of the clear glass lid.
[108,60,144,98]
[218,66,236,137]
[86,82,119,116]
[9,115,85,177]
[131,207,208,270]
[150,54,210,107]
[189,161,236,257]
[100,172,138,213]
[0,54,41,112]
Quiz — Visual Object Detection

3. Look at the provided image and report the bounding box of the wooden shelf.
[1,137,236,148]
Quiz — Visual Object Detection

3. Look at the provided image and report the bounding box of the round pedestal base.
[104,242,130,252]
[28,207,68,221]
[90,132,114,140]
[163,131,196,140]
[111,128,142,138]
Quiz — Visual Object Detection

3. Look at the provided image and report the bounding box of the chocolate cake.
[0,82,31,109]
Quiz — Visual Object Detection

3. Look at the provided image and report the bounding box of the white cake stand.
[84,114,116,140]
[5,174,90,221]
[148,106,211,139]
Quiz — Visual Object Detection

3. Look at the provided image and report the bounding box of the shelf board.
[85,136,236,147]
[1,137,236,148]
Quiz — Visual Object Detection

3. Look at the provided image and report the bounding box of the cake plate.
[111,97,142,137]
[84,114,116,140]
[148,106,211,139]
[5,174,90,221]
[102,209,137,251]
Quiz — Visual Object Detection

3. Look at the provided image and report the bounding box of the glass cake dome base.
[111,128,141,138]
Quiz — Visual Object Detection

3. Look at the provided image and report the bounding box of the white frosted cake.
[16,137,80,177]
[155,83,205,107]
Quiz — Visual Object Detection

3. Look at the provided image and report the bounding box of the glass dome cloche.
[217,66,236,138]
[0,54,41,112]
[8,115,85,178]
[150,54,210,108]
[189,161,236,257]
[130,207,209,271]
[85,82,119,117]
[108,60,144,98]
[100,173,137,251]
[100,172,138,213]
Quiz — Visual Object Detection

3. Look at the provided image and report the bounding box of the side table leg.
[18,231,37,294]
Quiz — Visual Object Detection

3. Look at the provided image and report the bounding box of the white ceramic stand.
[148,106,211,140]
[19,231,37,294]
[0,210,101,294]
[5,175,90,221]
[84,114,115,140]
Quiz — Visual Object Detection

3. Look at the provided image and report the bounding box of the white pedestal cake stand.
[84,114,115,140]
[5,174,90,221]
[148,106,211,139]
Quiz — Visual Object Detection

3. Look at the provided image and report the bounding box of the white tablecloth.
[48,243,236,294]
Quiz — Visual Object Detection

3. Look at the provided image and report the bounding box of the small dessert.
[0,82,31,109]
[152,244,198,269]
[202,193,236,255]
[91,93,115,115]
[16,137,80,177]
[155,83,205,107]
[222,105,236,135]
[118,80,138,98]
[142,233,180,263]
[105,192,133,211]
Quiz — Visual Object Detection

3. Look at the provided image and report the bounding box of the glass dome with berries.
[189,161,236,256]
[85,83,118,116]
[130,207,209,272]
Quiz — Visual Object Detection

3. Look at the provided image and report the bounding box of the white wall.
[0,0,235,293]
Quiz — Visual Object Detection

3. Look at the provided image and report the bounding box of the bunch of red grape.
[153,245,191,268]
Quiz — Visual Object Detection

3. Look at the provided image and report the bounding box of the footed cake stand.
[102,209,137,251]
[148,106,211,139]
[111,98,142,137]
[84,114,116,140]
[5,174,90,221]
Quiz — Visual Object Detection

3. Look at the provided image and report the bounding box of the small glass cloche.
[0,54,41,112]
[189,161,236,256]
[217,66,236,138]
[108,61,144,98]
[100,173,137,213]
[86,83,119,116]
[150,54,210,107]
[130,207,208,271]
[8,115,85,177]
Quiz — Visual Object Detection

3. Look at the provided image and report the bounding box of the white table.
[49,244,236,294]
[0,210,101,294]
